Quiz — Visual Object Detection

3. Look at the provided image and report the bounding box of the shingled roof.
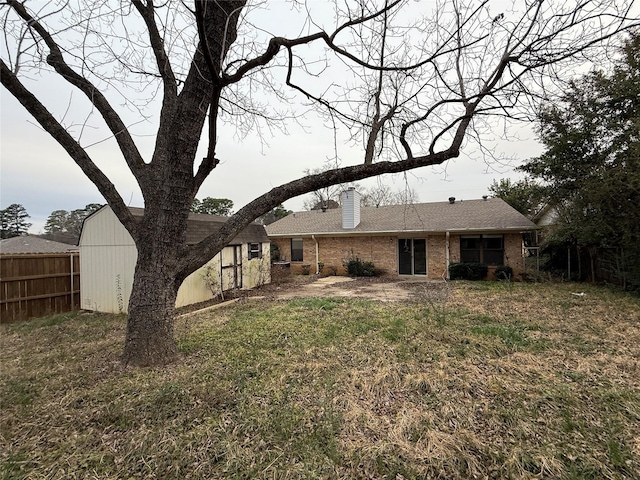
[0,236,79,254]
[124,207,269,245]
[266,198,536,236]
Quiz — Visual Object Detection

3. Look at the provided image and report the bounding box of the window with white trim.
[248,243,262,260]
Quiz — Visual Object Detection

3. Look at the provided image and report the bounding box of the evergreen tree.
[488,178,546,218]
[0,204,31,238]
[190,198,234,216]
[520,34,640,288]
[43,203,102,242]
[258,204,292,225]
[44,210,70,234]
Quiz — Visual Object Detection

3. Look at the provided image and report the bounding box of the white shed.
[79,206,270,313]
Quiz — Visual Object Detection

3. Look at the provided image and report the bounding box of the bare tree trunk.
[123,244,180,366]
[618,247,627,290]
[121,196,190,366]
[577,244,582,280]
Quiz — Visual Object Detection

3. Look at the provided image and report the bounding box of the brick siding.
[427,235,447,279]
[271,235,395,275]
[504,232,525,275]
[270,231,525,279]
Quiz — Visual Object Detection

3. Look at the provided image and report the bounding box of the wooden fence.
[0,253,80,323]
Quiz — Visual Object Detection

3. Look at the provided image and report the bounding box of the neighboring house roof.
[266,198,536,237]
[0,235,79,254]
[532,203,559,228]
[39,231,80,246]
[86,206,269,245]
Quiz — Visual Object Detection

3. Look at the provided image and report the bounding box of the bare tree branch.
[181,144,461,278]
[6,0,147,177]
[131,0,179,159]
[0,58,137,234]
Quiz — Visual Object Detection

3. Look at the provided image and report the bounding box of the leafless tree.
[2,0,637,366]
[301,164,360,211]
[359,183,394,207]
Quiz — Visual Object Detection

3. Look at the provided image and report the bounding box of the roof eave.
[267,225,537,237]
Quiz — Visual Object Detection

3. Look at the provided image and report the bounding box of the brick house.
[266,189,536,279]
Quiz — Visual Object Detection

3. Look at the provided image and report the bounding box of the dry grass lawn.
[1,281,639,479]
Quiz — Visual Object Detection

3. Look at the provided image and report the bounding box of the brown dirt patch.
[249,275,449,303]
[177,276,450,316]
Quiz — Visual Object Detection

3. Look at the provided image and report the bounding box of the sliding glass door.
[398,239,427,275]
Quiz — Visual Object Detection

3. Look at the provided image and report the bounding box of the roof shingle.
[123,207,269,245]
[0,236,79,254]
[266,198,536,236]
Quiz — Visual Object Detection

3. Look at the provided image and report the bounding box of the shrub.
[301,264,311,275]
[326,265,338,276]
[270,242,281,263]
[494,265,513,281]
[270,263,292,284]
[343,257,376,277]
[449,262,488,280]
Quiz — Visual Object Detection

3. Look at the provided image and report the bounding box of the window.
[482,235,504,266]
[248,243,261,260]
[460,234,504,265]
[398,238,427,275]
[460,236,481,263]
[291,238,303,262]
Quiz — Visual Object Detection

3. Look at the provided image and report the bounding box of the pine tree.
[0,204,31,238]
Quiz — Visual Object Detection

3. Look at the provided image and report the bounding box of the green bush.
[449,262,488,280]
[494,265,513,281]
[270,242,281,263]
[343,257,376,277]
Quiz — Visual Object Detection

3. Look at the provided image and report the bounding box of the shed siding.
[80,208,137,313]
[176,258,218,308]
[80,244,137,313]
[80,207,269,313]
[79,207,135,247]
[243,243,271,289]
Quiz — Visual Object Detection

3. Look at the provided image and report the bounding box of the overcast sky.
[0,88,540,233]
[0,0,594,233]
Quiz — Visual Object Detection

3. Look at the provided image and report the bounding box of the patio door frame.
[398,238,427,275]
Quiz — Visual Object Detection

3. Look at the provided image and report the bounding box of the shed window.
[248,243,262,260]
[460,234,504,265]
[291,238,303,262]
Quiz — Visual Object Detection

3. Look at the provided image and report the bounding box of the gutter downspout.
[445,231,450,280]
[312,235,319,275]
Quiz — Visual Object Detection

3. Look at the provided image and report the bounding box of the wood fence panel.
[0,253,80,323]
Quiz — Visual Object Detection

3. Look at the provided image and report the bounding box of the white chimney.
[341,187,361,229]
